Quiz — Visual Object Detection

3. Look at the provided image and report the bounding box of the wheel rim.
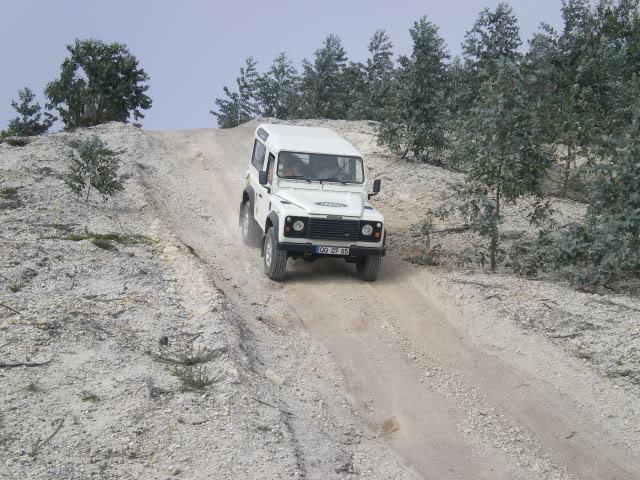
[243,206,249,238]
[265,235,272,268]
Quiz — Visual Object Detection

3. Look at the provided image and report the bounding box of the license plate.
[316,246,350,255]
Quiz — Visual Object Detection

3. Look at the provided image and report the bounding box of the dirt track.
[140,124,640,479]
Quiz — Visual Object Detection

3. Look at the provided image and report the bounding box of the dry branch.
[0,303,20,314]
[0,360,51,368]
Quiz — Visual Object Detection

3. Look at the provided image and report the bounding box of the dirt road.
[143,124,640,479]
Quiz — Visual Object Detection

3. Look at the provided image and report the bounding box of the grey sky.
[1,0,563,131]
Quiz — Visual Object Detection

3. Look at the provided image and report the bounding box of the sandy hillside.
[0,120,639,480]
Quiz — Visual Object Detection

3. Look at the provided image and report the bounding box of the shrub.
[511,135,640,288]
[66,136,124,202]
[4,138,29,147]
[171,365,222,392]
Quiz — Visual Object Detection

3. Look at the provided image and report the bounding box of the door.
[255,151,275,229]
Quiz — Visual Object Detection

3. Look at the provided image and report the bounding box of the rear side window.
[251,140,267,171]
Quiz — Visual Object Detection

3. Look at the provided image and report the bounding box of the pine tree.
[377,17,449,161]
[300,34,348,119]
[211,57,260,128]
[257,53,300,119]
[343,61,368,120]
[360,29,395,120]
[237,57,260,119]
[211,87,242,129]
[7,87,55,136]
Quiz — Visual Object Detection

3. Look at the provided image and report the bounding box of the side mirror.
[258,170,268,186]
[368,179,381,200]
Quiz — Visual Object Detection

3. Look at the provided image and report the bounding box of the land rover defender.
[239,124,386,281]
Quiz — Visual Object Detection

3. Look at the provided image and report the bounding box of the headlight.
[361,224,373,236]
[293,220,305,232]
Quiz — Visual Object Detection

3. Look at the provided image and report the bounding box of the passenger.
[279,153,303,177]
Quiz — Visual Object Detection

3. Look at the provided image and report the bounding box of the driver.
[280,152,303,177]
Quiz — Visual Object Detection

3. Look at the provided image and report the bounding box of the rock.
[20,268,38,280]
[163,245,179,255]
[265,368,285,385]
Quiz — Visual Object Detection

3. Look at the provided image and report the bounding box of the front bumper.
[276,242,386,257]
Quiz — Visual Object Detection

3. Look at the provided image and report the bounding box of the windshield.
[277,152,364,184]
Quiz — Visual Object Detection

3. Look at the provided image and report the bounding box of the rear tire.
[241,202,261,247]
[264,227,288,280]
[356,255,381,281]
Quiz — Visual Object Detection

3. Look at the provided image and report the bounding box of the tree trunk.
[490,183,501,272]
[85,168,93,202]
[561,144,572,199]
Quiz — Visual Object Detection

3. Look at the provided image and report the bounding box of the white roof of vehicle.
[257,124,361,157]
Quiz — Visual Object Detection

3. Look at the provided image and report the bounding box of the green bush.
[512,136,640,288]
[66,136,124,202]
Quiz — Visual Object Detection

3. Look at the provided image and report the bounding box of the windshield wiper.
[280,175,310,182]
[317,177,347,185]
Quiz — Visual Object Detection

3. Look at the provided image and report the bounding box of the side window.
[266,153,275,184]
[251,140,267,171]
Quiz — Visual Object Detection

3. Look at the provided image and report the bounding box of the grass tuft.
[7,283,22,293]
[23,383,43,393]
[80,391,99,402]
[43,228,152,249]
[91,238,115,250]
[27,418,64,457]
[171,365,223,392]
[151,348,223,367]
[0,187,18,199]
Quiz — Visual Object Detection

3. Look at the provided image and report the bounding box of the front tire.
[356,255,381,281]
[263,227,288,280]
[241,202,261,247]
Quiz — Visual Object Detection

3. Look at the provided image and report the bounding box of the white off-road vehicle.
[239,124,386,281]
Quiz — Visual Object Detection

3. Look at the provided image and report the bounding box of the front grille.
[307,218,359,241]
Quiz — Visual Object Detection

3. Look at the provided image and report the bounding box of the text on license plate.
[316,246,350,255]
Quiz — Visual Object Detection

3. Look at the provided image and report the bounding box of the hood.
[277,189,365,217]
